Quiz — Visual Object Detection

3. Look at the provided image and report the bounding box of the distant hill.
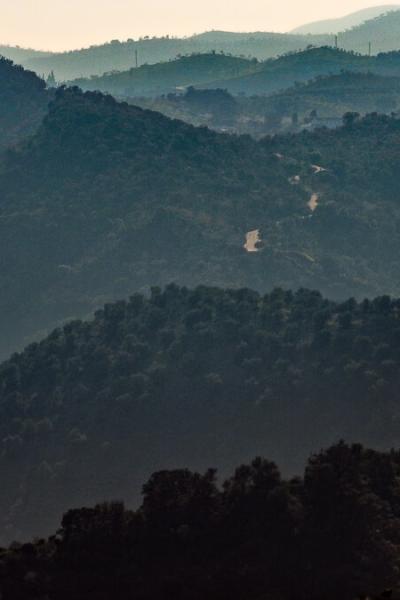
[10,8,400,81]
[202,47,400,95]
[72,53,260,98]
[19,32,331,81]
[338,9,400,53]
[292,5,399,34]
[0,57,50,150]
[72,46,400,100]
[0,45,53,64]
[134,71,400,136]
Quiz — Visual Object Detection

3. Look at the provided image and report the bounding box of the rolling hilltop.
[77,47,400,100]
[0,84,304,359]
[16,32,328,81]
[72,53,260,98]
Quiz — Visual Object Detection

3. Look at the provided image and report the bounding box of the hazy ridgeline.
[1,8,400,80]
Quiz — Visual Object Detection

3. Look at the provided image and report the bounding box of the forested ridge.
[201,47,400,95]
[0,84,305,358]
[0,57,51,150]
[2,442,400,599]
[3,78,400,357]
[72,53,260,98]
[71,47,400,98]
[3,285,400,543]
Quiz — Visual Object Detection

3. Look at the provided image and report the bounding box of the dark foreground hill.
[0,57,50,150]
[2,442,400,600]
[2,285,400,543]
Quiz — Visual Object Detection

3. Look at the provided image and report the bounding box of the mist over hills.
[292,5,399,34]
[0,45,52,64]
[3,59,400,359]
[73,47,400,100]
[2,7,400,82]
[72,53,259,98]
[16,32,329,81]
[3,4,400,568]
[200,47,400,95]
[134,71,400,136]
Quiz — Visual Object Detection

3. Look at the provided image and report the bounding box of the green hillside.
[292,4,399,34]
[19,32,331,80]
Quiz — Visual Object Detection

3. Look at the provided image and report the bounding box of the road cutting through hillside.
[244,229,261,252]
[308,193,319,212]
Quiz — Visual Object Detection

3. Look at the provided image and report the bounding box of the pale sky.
[0,0,396,51]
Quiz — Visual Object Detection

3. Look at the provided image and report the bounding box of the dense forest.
[2,442,400,599]
[3,72,400,356]
[0,57,51,150]
[3,285,400,543]
[0,84,307,358]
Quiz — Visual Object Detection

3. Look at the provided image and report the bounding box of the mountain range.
[73,46,400,99]
[3,5,400,551]
[1,7,400,81]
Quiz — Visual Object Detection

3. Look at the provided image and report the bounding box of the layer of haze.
[1,0,397,51]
